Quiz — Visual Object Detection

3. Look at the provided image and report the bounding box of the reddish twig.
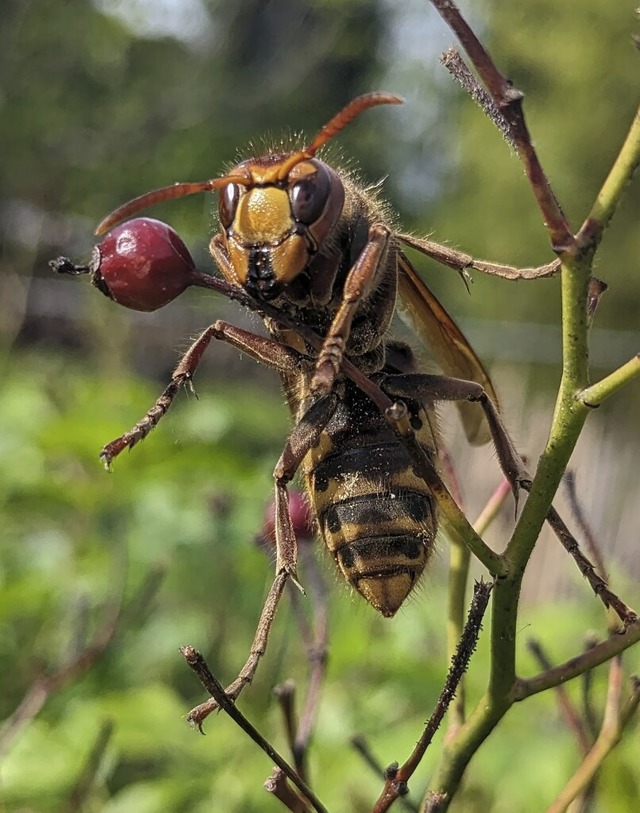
[289,541,329,777]
[580,633,601,741]
[515,620,640,700]
[545,658,640,813]
[264,768,313,813]
[274,681,300,773]
[430,0,574,252]
[440,48,512,148]
[527,639,591,756]
[350,736,419,813]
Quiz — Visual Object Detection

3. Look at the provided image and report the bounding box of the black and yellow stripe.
[302,370,438,617]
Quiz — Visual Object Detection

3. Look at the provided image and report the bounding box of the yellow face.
[216,157,345,298]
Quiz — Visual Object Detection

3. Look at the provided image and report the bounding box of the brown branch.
[545,659,640,813]
[268,533,329,783]
[274,681,300,772]
[66,720,114,813]
[430,0,574,252]
[180,646,328,813]
[264,768,313,813]
[543,506,635,626]
[515,620,640,700]
[580,634,601,741]
[290,541,329,777]
[563,473,608,581]
[527,639,591,756]
[350,736,419,813]
[440,48,513,149]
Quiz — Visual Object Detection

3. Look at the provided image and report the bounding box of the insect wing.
[396,251,497,445]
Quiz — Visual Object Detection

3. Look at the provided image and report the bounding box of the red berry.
[91,217,195,311]
[262,490,314,545]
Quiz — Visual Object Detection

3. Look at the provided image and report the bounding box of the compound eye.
[290,164,331,225]
[219,183,240,229]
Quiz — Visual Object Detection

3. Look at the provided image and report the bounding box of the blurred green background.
[1,0,639,810]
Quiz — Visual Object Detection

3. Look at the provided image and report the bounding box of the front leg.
[311,224,391,395]
[187,393,338,728]
[100,321,305,466]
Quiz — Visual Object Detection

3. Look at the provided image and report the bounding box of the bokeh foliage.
[0,0,638,810]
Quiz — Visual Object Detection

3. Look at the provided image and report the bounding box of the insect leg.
[311,223,391,395]
[100,322,304,466]
[383,373,526,491]
[397,232,561,281]
[382,372,635,623]
[188,393,338,727]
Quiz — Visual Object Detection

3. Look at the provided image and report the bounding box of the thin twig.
[542,506,635,625]
[66,720,114,813]
[563,473,608,581]
[351,734,386,777]
[264,768,312,813]
[576,103,640,253]
[544,659,640,813]
[440,48,513,148]
[185,570,290,728]
[527,639,591,756]
[0,557,128,758]
[270,533,329,783]
[441,443,469,734]
[447,478,511,734]
[350,736,419,813]
[429,0,574,251]
[579,355,640,409]
[180,646,328,813]
[515,620,640,700]
[292,541,329,775]
[580,634,601,741]
[403,582,492,777]
[0,615,119,758]
[372,581,493,812]
[274,681,300,771]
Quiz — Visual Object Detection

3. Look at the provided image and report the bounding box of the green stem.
[578,104,640,246]
[580,355,640,408]
[428,251,594,806]
[447,481,511,731]
[447,537,470,730]
[422,16,640,813]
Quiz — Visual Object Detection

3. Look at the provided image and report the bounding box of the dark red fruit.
[262,490,315,546]
[91,217,195,311]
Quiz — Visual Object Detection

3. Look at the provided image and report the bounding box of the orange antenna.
[274,91,404,181]
[96,92,403,234]
[96,174,249,235]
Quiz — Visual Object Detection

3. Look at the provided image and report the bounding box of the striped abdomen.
[302,380,438,617]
